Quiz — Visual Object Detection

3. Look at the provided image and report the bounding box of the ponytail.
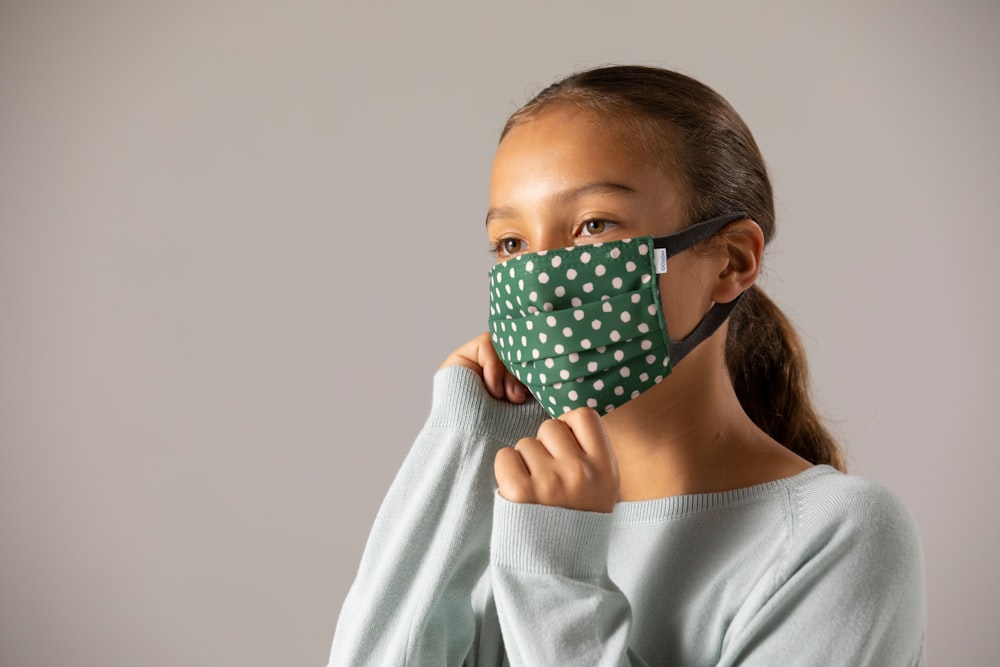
[726,286,846,471]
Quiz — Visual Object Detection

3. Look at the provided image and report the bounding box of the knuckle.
[513,437,537,452]
[495,446,515,464]
[536,418,565,439]
[565,406,597,424]
[501,477,534,504]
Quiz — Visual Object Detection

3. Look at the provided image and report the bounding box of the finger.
[504,373,527,403]
[480,335,516,400]
[439,332,522,402]
[535,418,587,459]
[440,332,489,371]
[475,332,501,367]
[512,437,555,476]
[558,407,615,461]
[481,350,507,399]
[480,337,527,403]
[494,447,534,504]
[439,350,480,373]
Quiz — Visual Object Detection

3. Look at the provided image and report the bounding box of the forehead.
[488,105,679,206]
[487,106,689,239]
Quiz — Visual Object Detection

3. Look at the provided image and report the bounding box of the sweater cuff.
[491,493,614,580]
[430,366,546,445]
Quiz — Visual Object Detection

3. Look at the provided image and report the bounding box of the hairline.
[501,97,699,228]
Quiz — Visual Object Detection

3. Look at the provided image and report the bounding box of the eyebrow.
[485,181,638,226]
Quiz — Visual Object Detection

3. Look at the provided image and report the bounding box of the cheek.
[656,255,714,340]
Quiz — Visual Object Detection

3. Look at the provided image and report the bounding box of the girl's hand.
[494,407,620,513]
[440,332,528,404]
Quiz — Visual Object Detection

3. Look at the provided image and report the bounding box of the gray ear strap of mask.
[652,211,748,257]
[668,292,745,365]
[652,211,749,366]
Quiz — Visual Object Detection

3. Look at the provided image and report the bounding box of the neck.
[601,339,810,500]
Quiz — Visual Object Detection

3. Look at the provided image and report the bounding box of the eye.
[491,237,525,258]
[579,219,618,236]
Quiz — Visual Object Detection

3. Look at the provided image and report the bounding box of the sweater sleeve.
[489,498,647,667]
[488,471,925,667]
[327,366,546,667]
[718,475,927,667]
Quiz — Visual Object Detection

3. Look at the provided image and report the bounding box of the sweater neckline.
[611,464,837,526]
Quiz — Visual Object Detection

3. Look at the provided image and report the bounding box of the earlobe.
[712,219,764,304]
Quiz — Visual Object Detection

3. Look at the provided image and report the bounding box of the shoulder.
[784,466,924,594]
[791,466,920,542]
[718,468,926,664]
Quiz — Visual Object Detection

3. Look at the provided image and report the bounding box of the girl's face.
[487,105,722,343]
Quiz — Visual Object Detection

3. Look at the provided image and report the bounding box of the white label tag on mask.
[654,248,668,274]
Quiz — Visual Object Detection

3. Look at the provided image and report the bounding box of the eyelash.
[489,219,619,258]
[579,218,617,236]
[487,239,522,257]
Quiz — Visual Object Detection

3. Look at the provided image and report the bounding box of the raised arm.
[327,336,544,666]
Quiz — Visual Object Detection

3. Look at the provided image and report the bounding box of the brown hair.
[502,65,845,471]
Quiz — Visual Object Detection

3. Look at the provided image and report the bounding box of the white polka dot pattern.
[488,237,673,418]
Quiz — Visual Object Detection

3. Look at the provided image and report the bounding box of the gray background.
[1,0,997,665]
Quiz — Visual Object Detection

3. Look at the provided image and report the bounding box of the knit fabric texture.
[328,366,926,666]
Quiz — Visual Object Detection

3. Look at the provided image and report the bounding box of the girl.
[328,65,925,666]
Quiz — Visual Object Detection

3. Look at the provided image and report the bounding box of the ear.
[711,218,764,304]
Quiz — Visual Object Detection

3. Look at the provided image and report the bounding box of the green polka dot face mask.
[488,212,747,418]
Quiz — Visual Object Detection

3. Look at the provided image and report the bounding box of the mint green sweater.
[328,367,926,666]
